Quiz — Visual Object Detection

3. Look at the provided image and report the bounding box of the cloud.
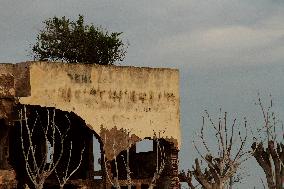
[1,0,284,67]
[147,10,284,68]
[1,2,284,187]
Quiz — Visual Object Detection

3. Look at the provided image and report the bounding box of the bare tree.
[251,97,284,189]
[109,138,122,189]
[103,131,166,189]
[19,106,70,189]
[54,141,85,189]
[185,110,249,189]
[179,169,196,189]
[120,130,133,189]
[149,132,166,189]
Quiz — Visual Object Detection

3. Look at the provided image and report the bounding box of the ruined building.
[0,61,180,189]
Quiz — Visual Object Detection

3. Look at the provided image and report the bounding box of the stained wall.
[1,61,180,159]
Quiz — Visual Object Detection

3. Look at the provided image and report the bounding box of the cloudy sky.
[1,0,284,188]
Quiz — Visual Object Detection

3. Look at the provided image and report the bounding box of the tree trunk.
[36,183,44,189]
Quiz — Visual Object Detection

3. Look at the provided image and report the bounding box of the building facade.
[0,61,180,189]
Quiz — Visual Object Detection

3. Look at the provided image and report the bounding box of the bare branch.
[55,141,85,189]
[191,110,250,189]
[252,96,284,189]
[19,106,69,189]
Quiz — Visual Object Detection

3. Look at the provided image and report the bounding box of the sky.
[1,0,284,188]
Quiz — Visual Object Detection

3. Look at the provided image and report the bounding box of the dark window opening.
[9,105,102,189]
[110,139,171,180]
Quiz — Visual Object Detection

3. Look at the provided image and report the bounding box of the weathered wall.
[0,63,30,98]
[0,64,25,187]
[1,62,180,158]
[19,62,180,146]
[0,64,15,98]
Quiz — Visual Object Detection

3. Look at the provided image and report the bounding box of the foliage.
[32,15,127,65]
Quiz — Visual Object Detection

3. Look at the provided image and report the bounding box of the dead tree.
[19,106,70,189]
[179,169,196,189]
[186,110,249,189]
[149,132,166,189]
[54,141,85,189]
[103,131,166,189]
[251,97,284,189]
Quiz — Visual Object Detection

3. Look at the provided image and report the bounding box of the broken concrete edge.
[1,61,181,157]
[26,60,180,71]
[24,62,180,146]
[1,60,179,96]
[0,61,181,188]
[99,125,179,160]
[6,61,179,73]
[6,102,179,161]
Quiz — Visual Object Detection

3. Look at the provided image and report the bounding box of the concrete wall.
[1,61,180,158]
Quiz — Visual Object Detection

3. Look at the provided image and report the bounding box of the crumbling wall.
[19,62,181,155]
[0,170,16,188]
[0,64,16,121]
[0,64,19,188]
[0,61,181,189]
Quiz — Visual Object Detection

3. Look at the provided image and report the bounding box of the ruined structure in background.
[0,61,180,189]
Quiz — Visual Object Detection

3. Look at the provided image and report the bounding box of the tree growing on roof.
[31,15,127,65]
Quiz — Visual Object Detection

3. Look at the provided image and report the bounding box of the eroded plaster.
[0,61,180,155]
